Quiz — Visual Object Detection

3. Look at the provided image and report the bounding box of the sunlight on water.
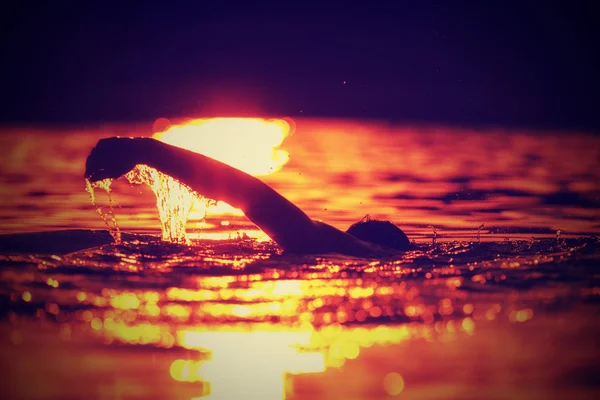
[82,268,492,399]
[1,120,600,399]
[34,236,593,398]
[2,232,599,398]
[175,330,324,399]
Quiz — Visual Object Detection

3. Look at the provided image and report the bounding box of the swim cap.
[346,215,410,251]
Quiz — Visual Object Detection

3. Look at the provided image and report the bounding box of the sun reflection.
[461,317,475,335]
[175,330,324,399]
[19,242,573,399]
[159,322,451,399]
[110,292,141,310]
[166,324,423,399]
[383,372,405,395]
[77,271,493,399]
[510,308,534,323]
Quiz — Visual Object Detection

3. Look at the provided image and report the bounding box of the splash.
[86,171,205,244]
[428,225,438,246]
[125,165,213,244]
[85,178,121,242]
[477,223,485,243]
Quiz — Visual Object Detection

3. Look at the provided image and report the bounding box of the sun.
[153,117,293,176]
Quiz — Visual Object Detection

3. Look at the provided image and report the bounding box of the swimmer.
[85,137,410,257]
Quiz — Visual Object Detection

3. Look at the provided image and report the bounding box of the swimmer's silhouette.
[85,137,410,257]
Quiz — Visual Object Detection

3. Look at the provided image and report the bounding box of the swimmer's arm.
[86,137,390,256]
[87,137,316,251]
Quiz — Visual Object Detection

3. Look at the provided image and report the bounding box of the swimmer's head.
[346,215,410,251]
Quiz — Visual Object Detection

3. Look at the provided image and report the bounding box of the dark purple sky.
[2,1,598,131]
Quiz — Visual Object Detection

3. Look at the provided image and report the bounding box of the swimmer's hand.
[85,137,149,182]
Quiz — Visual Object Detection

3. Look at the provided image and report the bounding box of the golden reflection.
[46,278,59,288]
[383,372,405,395]
[175,330,323,399]
[79,303,479,397]
[510,308,534,323]
[463,303,474,315]
[461,317,475,335]
[79,274,489,400]
[12,259,560,400]
[163,322,455,399]
[2,122,600,399]
[110,292,141,310]
[24,244,566,399]
[91,318,102,331]
[165,279,391,306]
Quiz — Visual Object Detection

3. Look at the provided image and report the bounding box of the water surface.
[1,119,599,399]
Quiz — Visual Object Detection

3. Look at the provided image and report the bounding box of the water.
[1,119,599,399]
